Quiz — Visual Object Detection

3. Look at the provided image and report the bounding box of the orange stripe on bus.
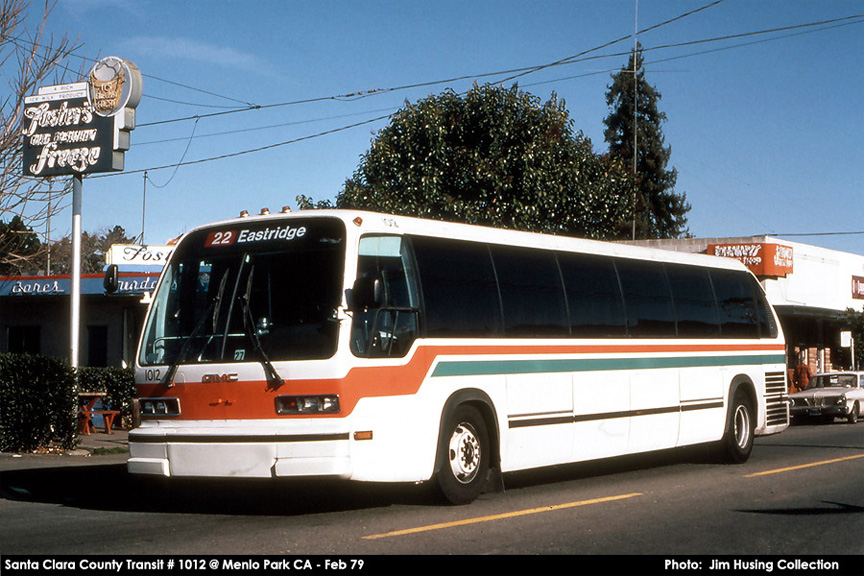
[136,342,785,421]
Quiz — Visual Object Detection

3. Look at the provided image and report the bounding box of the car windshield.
[139,217,345,366]
[806,374,857,389]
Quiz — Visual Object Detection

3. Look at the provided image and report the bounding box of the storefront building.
[0,244,171,368]
[4,236,862,375]
[628,236,864,376]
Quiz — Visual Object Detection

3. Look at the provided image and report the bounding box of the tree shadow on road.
[501,444,721,493]
[0,461,430,516]
[1,443,731,515]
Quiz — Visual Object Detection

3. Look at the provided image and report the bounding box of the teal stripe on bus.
[430,354,786,378]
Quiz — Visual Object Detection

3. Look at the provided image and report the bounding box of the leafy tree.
[1,0,77,266]
[603,44,690,239]
[332,84,634,239]
[0,215,42,275]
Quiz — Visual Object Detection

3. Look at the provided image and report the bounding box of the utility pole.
[631,0,639,241]
[141,171,148,245]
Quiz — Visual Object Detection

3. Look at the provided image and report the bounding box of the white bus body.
[128,211,788,504]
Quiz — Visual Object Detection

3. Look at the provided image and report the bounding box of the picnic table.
[78,391,120,435]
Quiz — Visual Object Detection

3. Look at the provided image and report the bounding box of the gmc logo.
[202,373,239,383]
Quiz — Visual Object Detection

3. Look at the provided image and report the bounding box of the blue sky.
[19,0,864,254]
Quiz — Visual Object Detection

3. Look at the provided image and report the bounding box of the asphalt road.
[1,421,862,562]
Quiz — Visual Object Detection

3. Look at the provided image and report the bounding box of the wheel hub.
[448,423,481,484]
[733,404,751,449]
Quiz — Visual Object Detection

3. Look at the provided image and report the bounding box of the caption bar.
[3,556,863,576]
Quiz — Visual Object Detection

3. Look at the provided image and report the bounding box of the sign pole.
[70,174,82,369]
[23,57,141,369]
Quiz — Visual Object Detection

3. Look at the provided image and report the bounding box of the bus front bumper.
[127,427,353,479]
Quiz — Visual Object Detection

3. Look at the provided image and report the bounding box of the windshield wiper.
[162,270,229,386]
[240,265,285,390]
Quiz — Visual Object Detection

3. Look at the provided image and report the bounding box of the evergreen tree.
[0,222,137,276]
[333,84,634,239]
[603,45,690,239]
[46,225,137,274]
[0,215,42,275]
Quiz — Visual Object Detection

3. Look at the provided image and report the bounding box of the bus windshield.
[139,217,345,367]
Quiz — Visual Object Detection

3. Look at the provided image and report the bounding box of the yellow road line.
[745,454,864,478]
[363,492,642,540]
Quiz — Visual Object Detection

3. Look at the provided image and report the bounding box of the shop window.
[87,325,108,367]
[7,326,40,354]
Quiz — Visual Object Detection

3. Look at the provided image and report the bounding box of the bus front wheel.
[719,388,755,464]
[435,405,490,505]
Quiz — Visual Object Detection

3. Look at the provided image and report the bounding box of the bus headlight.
[139,397,181,417]
[275,395,340,415]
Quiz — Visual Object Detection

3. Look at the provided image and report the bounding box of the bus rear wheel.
[435,405,490,505]
[719,388,755,464]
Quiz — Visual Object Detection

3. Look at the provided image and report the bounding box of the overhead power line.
[523,17,864,89]
[134,12,864,130]
[5,35,257,108]
[499,0,728,84]
[91,113,391,179]
[768,231,864,238]
[135,107,396,147]
[90,11,864,178]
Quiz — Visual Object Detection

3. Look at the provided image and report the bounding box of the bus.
[127,210,789,504]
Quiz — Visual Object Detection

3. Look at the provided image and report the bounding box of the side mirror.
[347,276,383,311]
[103,264,119,294]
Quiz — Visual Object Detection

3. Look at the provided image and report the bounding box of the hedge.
[0,353,135,453]
[0,353,78,452]
[77,365,135,426]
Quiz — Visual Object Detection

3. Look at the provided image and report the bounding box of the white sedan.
[788,371,864,424]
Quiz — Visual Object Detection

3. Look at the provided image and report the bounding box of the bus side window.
[352,236,419,357]
[558,253,626,338]
[411,236,503,338]
[710,269,760,338]
[615,259,677,338]
[666,264,720,338]
[490,245,568,337]
[753,280,778,339]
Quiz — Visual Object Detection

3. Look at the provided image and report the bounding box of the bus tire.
[435,405,490,505]
[719,387,755,464]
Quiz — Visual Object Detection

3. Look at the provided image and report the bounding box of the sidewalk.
[0,430,129,471]
[77,429,129,455]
